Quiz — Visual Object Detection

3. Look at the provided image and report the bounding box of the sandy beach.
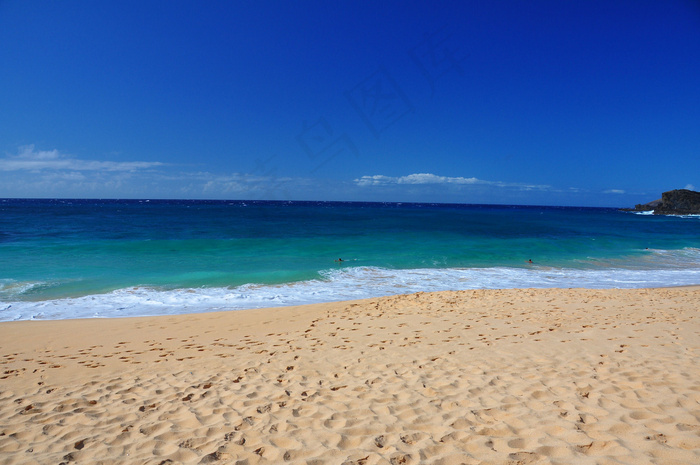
[1,287,699,465]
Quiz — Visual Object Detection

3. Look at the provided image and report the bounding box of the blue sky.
[1,1,698,206]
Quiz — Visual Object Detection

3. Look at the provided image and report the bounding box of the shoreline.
[2,287,699,464]
[6,280,700,317]
[4,260,700,322]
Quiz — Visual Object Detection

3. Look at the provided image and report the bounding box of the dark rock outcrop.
[655,189,700,215]
[623,189,700,215]
[630,199,662,212]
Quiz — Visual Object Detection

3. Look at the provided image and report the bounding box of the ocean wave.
[2,263,700,322]
[648,247,700,267]
[0,279,53,299]
[628,210,700,218]
[572,247,700,269]
[631,210,654,215]
[664,214,700,219]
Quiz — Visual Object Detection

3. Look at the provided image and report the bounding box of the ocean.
[1,199,699,321]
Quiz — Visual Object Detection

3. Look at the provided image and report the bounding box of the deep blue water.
[1,199,699,321]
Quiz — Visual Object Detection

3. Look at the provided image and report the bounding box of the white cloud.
[0,145,163,172]
[0,145,306,199]
[603,189,625,194]
[15,146,61,160]
[685,184,695,191]
[355,173,549,191]
[354,175,396,186]
[397,173,480,185]
[355,173,481,187]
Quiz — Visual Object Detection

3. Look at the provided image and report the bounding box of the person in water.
[335,258,343,262]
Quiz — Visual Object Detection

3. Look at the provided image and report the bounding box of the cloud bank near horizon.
[0,146,664,206]
[355,173,551,191]
[0,145,303,199]
[1,145,163,172]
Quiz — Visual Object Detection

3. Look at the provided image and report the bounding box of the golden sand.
[1,287,699,464]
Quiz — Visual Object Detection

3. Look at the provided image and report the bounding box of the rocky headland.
[622,189,700,215]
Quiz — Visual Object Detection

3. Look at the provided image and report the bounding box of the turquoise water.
[1,199,699,321]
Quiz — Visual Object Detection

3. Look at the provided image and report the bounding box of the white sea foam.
[2,261,700,322]
[629,210,700,218]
